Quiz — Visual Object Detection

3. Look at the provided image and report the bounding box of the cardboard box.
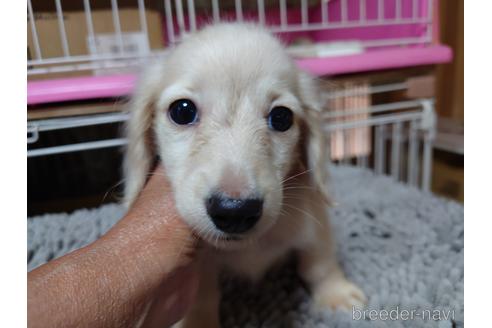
[28,8,164,79]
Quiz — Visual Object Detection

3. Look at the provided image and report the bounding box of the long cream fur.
[123,23,366,327]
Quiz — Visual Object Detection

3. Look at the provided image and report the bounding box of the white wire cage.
[27,0,442,192]
[27,81,436,190]
[325,92,435,191]
[27,0,436,76]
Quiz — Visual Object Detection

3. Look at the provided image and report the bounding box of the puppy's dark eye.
[168,99,198,125]
[268,106,293,132]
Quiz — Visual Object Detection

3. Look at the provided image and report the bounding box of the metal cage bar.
[164,0,176,44]
[341,0,348,23]
[235,0,244,22]
[301,0,309,27]
[138,0,150,39]
[422,130,433,191]
[28,113,129,134]
[28,139,127,158]
[391,122,402,179]
[280,0,288,27]
[360,0,366,22]
[258,0,266,25]
[84,0,97,50]
[427,0,434,43]
[341,129,350,165]
[413,0,419,19]
[175,0,186,35]
[378,0,385,22]
[188,0,197,31]
[407,119,419,186]
[110,0,125,52]
[396,0,402,20]
[374,125,385,174]
[27,0,42,60]
[321,0,328,25]
[212,0,220,23]
[55,0,70,56]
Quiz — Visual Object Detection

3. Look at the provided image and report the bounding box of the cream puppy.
[123,23,366,327]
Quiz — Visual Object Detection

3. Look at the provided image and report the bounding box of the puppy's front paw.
[313,277,367,311]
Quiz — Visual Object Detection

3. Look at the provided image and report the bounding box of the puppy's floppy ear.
[297,72,332,205]
[122,63,164,207]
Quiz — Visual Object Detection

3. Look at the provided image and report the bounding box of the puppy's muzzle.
[206,194,263,234]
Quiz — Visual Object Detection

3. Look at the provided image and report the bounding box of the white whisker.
[282,203,322,227]
[281,169,312,185]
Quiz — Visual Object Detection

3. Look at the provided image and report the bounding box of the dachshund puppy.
[123,23,366,327]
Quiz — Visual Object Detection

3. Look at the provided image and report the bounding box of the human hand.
[28,165,199,328]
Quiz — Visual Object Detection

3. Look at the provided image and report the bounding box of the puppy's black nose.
[206,195,263,234]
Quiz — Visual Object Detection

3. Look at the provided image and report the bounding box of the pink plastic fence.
[165,0,436,45]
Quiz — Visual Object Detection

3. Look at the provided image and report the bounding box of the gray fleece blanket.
[28,166,464,328]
